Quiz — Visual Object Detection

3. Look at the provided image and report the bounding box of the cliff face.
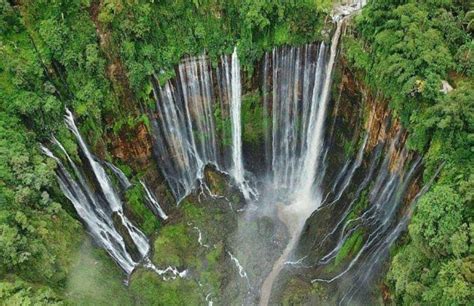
[272,56,423,305]
[108,122,153,168]
[93,42,422,304]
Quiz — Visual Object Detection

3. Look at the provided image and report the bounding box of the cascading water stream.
[42,110,187,279]
[150,53,256,202]
[229,49,244,188]
[259,17,346,305]
[64,109,150,261]
[105,161,132,190]
[41,145,142,274]
[41,110,150,274]
[331,161,443,306]
[141,180,169,220]
[259,1,369,304]
[220,48,257,200]
[149,55,218,202]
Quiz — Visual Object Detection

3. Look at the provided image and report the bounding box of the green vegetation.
[125,183,160,235]
[213,101,233,147]
[1,0,331,302]
[1,0,472,303]
[98,0,331,94]
[1,0,120,143]
[281,278,328,305]
[153,223,197,267]
[148,194,233,305]
[346,189,369,222]
[387,186,473,304]
[344,0,473,303]
[242,90,268,145]
[342,137,356,159]
[334,228,365,266]
[0,278,62,305]
[0,112,84,294]
[129,269,202,306]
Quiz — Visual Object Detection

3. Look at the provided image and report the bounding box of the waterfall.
[259,1,369,302]
[150,52,256,202]
[42,146,141,274]
[219,48,256,200]
[311,152,425,305]
[39,1,417,301]
[269,44,321,193]
[42,146,139,274]
[141,180,169,220]
[64,110,151,259]
[105,161,132,190]
[262,53,272,172]
[42,110,189,277]
[149,55,218,202]
[267,20,342,212]
[229,48,246,197]
[41,111,150,274]
[259,20,344,305]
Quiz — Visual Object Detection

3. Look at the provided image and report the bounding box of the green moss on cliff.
[280,278,328,306]
[334,228,365,267]
[346,189,369,222]
[125,184,160,236]
[153,223,197,267]
[150,183,238,304]
[242,90,268,145]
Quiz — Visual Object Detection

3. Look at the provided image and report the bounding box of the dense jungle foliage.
[345,0,473,303]
[0,0,472,304]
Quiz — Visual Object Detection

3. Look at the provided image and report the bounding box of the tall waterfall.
[269,44,322,192]
[219,48,256,200]
[150,52,255,201]
[259,18,346,306]
[149,55,218,201]
[42,110,188,278]
[41,110,150,274]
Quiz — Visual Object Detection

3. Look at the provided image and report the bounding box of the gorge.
[41,2,424,304]
[1,0,472,305]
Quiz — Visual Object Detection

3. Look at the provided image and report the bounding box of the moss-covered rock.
[124,184,160,236]
[146,168,245,304]
[153,223,198,267]
[280,278,328,306]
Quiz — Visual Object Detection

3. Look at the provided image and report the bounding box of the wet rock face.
[109,122,153,169]
[274,58,423,304]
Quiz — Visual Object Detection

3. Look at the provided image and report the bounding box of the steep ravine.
[4,0,471,304]
[43,22,424,306]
